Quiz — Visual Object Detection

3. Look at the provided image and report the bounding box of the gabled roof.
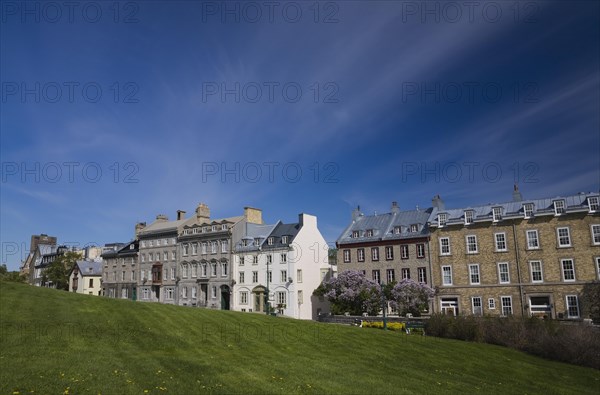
[428,191,599,227]
[234,222,279,252]
[139,218,187,236]
[262,222,301,250]
[73,260,102,276]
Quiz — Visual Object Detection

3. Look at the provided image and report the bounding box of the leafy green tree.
[0,264,26,283]
[580,281,600,324]
[44,252,80,290]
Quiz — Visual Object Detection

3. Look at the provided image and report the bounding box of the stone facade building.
[428,188,600,319]
[101,241,139,300]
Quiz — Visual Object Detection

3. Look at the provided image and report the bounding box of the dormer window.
[366,229,374,237]
[394,226,401,234]
[255,238,262,246]
[588,196,599,212]
[282,236,288,244]
[554,200,565,215]
[212,225,218,231]
[464,210,474,225]
[266,237,274,245]
[203,226,209,233]
[523,203,534,219]
[130,244,134,250]
[352,230,360,238]
[438,213,447,227]
[410,224,418,232]
[492,207,503,222]
[241,239,248,247]
[222,224,228,231]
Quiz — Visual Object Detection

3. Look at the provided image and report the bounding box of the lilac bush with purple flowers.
[389,278,435,316]
[318,271,383,315]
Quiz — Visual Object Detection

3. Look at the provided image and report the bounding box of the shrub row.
[361,321,406,331]
[425,314,600,370]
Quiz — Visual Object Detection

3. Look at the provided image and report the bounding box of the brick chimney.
[391,201,400,214]
[196,203,210,222]
[352,205,362,221]
[244,207,263,224]
[135,222,146,237]
[512,184,523,202]
[177,210,186,220]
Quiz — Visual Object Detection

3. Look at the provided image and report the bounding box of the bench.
[405,321,426,335]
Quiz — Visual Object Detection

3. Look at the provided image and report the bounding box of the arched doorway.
[220,285,230,310]
[252,285,267,313]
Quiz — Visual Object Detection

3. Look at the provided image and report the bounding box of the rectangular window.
[297,290,303,304]
[211,286,217,299]
[141,240,146,248]
[492,207,503,222]
[211,263,217,277]
[488,298,496,309]
[131,271,136,281]
[192,286,197,299]
[201,263,207,277]
[466,235,478,254]
[281,270,287,283]
[171,267,175,280]
[526,230,539,249]
[240,291,248,305]
[589,196,599,212]
[366,229,373,237]
[440,238,451,255]
[281,253,287,263]
[182,264,188,278]
[442,266,452,285]
[252,271,258,283]
[211,242,217,254]
[386,269,395,283]
[561,259,575,281]
[239,271,245,284]
[530,260,543,282]
[472,297,483,316]
[357,249,365,262]
[149,253,153,261]
[121,271,126,281]
[566,295,579,318]
[201,243,207,254]
[141,254,145,263]
[267,237,274,245]
[401,268,410,280]
[253,256,258,265]
[172,251,176,260]
[596,257,600,280]
[371,247,379,261]
[222,240,228,253]
[222,224,228,231]
[464,210,474,225]
[296,269,302,283]
[183,244,189,256]
[416,244,425,258]
[372,270,380,283]
[267,255,273,264]
[523,203,534,218]
[192,243,198,255]
[469,264,480,285]
[554,200,565,215]
[591,225,600,245]
[267,271,272,283]
[495,233,507,251]
[394,226,401,234]
[438,213,447,227]
[417,267,427,284]
[410,224,418,233]
[282,236,288,244]
[352,231,359,238]
[222,263,228,277]
[343,249,351,263]
[557,227,571,247]
[498,262,510,284]
[192,264,198,278]
[182,286,188,299]
[277,291,286,305]
[385,246,393,260]
[401,245,409,259]
[501,296,512,316]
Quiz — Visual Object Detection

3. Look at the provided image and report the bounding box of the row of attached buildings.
[337,187,600,320]
[99,205,332,319]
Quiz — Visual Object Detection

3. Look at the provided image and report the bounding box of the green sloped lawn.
[1,281,598,394]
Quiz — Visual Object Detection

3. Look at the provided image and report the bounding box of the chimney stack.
[352,205,362,221]
[195,203,210,222]
[177,210,186,220]
[512,184,523,202]
[135,222,146,237]
[391,201,400,214]
[244,207,263,224]
[156,214,168,221]
[432,195,445,211]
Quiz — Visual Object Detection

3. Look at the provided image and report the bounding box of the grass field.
[1,281,599,394]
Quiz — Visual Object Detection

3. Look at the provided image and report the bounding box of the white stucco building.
[69,260,103,295]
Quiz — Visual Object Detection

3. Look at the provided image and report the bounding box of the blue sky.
[1,1,599,270]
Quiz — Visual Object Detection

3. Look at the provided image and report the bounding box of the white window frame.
[343,249,350,263]
[416,244,425,258]
[497,262,510,284]
[492,207,502,222]
[222,262,228,277]
[588,196,599,212]
[239,271,245,284]
[252,271,258,283]
[466,235,478,254]
[591,224,600,245]
[501,296,512,316]
[495,232,507,252]
[280,270,287,283]
[211,263,217,277]
[554,200,565,215]
[439,237,451,255]
[526,229,540,250]
[277,291,286,305]
[472,296,483,316]
[561,259,576,281]
[385,246,393,260]
[201,243,207,254]
[596,257,600,280]
[386,269,395,283]
[372,270,380,283]
[529,260,543,283]
[401,268,410,280]
[366,229,373,237]
[192,243,198,255]
[523,203,534,219]
[281,253,287,263]
[221,240,228,253]
[401,245,409,259]
[183,244,189,256]
[417,267,427,284]
[464,210,474,225]
[438,213,447,227]
[566,295,580,319]
[357,248,365,262]
[297,290,303,305]
[211,286,217,299]
[488,298,496,309]
[557,227,571,247]
[468,264,480,285]
[297,269,302,283]
[442,265,452,286]
[371,247,379,261]
[240,291,248,305]
[352,231,359,238]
